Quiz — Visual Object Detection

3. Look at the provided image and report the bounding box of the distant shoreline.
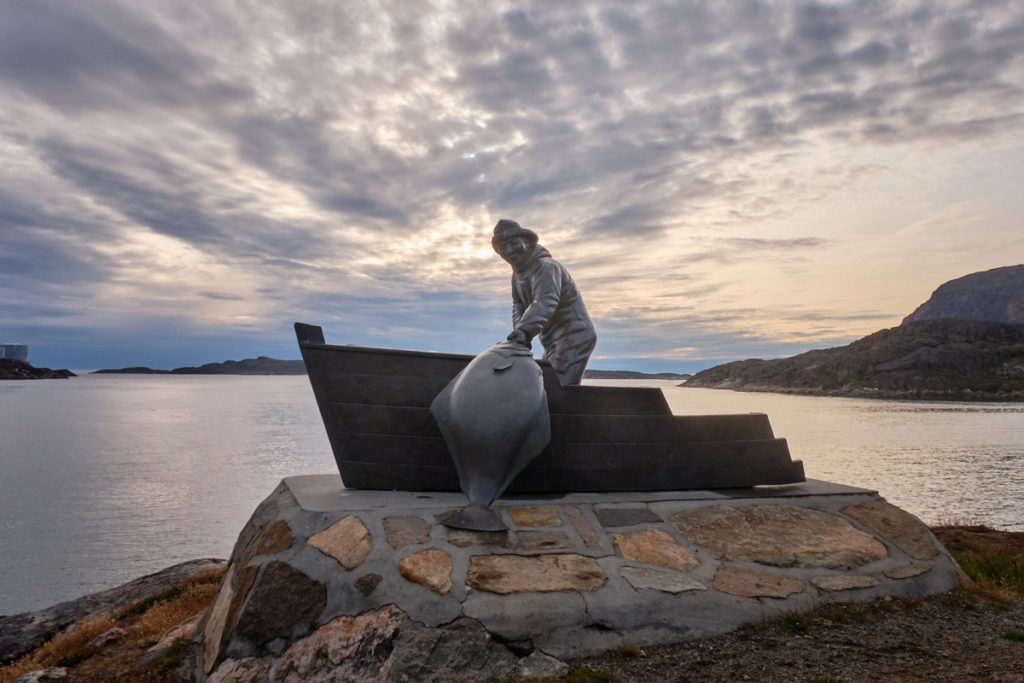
[93,356,306,375]
[93,358,691,380]
[678,381,1024,402]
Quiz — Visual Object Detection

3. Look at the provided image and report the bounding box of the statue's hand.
[506,329,531,348]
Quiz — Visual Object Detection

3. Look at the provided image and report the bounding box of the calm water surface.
[0,375,1021,615]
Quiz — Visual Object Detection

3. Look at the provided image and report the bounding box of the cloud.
[2,0,1023,370]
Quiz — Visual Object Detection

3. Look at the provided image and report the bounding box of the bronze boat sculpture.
[295,323,805,494]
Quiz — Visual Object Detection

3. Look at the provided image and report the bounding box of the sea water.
[1,375,1021,615]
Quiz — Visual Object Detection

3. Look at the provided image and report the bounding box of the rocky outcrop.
[903,264,1024,324]
[0,359,75,380]
[0,559,225,665]
[685,319,1024,400]
[687,265,1024,400]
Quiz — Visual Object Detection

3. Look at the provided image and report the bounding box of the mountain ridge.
[686,265,1024,401]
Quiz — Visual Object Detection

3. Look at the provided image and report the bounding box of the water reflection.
[1,375,1021,616]
[655,385,1023,533]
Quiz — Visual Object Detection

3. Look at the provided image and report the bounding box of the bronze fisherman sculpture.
[491,219,597,386]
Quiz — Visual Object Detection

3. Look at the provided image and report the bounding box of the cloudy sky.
[3,0,1023,372]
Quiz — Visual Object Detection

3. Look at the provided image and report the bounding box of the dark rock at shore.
[0,558,226,665]
[92,366,170,374]
[93,356,306,375]
[0,359,75,380]
[903,264,1024,324]
[583,369,690,380]
[685,319,1024,400]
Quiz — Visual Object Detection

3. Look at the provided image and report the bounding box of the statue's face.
[503,235,531,267]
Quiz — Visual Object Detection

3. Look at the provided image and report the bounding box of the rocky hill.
[903,264,1024,324]
[685,265,1024,401]
[0,359,75,380]
[686,319,1024,400]
[94,356,306,375]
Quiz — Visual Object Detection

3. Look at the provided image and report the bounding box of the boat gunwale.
[298,338,537,364]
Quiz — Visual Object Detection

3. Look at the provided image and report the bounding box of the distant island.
[686,265,1024,401]
[0,358,76,380]
[583,370,690,380]
[95,357,688,380]
[94,356,306,375]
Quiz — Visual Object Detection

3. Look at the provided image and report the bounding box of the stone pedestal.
[198,476,961,682]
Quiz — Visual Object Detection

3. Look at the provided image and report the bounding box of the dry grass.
[0,568,223,683]
[932,523,1024,603]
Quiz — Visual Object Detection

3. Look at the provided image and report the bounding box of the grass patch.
[1002,630,1024,642]
[563,667,614,683]
[777,612,815,634]
[0,568,224,683]
[958,552,1024,596]
[149,637,191,673]
[808,678,844,683]
[614,644,644,659]
[0,615,117,681]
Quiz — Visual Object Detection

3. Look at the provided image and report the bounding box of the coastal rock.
[613,528,699,572]
[672,504,887,568]
[155,612,205,648]
[307,515,372,569]
[13,668,67,682]
[842,500,939,561]
[0,558,225,666]
[466,554,606,594]
[0,359,74,380]
[399,549,453,594]
[713,565,805,598]
[90,627,126,648]
[203,566,238,673]
[206,656,273,683]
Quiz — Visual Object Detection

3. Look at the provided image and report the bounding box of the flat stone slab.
[199,475,962,680]
[671,504,888,569]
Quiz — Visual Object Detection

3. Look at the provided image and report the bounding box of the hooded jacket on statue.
[509,244,597,385]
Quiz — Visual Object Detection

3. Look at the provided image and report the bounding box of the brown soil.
[565,526,1024,682]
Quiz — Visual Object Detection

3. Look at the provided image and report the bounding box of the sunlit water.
[1,375,1021,615]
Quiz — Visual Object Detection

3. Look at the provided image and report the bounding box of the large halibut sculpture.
[430,342,551,531]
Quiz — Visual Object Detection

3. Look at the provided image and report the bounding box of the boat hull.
[296,323,805,492]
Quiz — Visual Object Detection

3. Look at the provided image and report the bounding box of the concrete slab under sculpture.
[430,342,550,531]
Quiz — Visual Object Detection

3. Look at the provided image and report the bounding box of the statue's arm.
[513,262,561,339]
[512,277,525,328]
